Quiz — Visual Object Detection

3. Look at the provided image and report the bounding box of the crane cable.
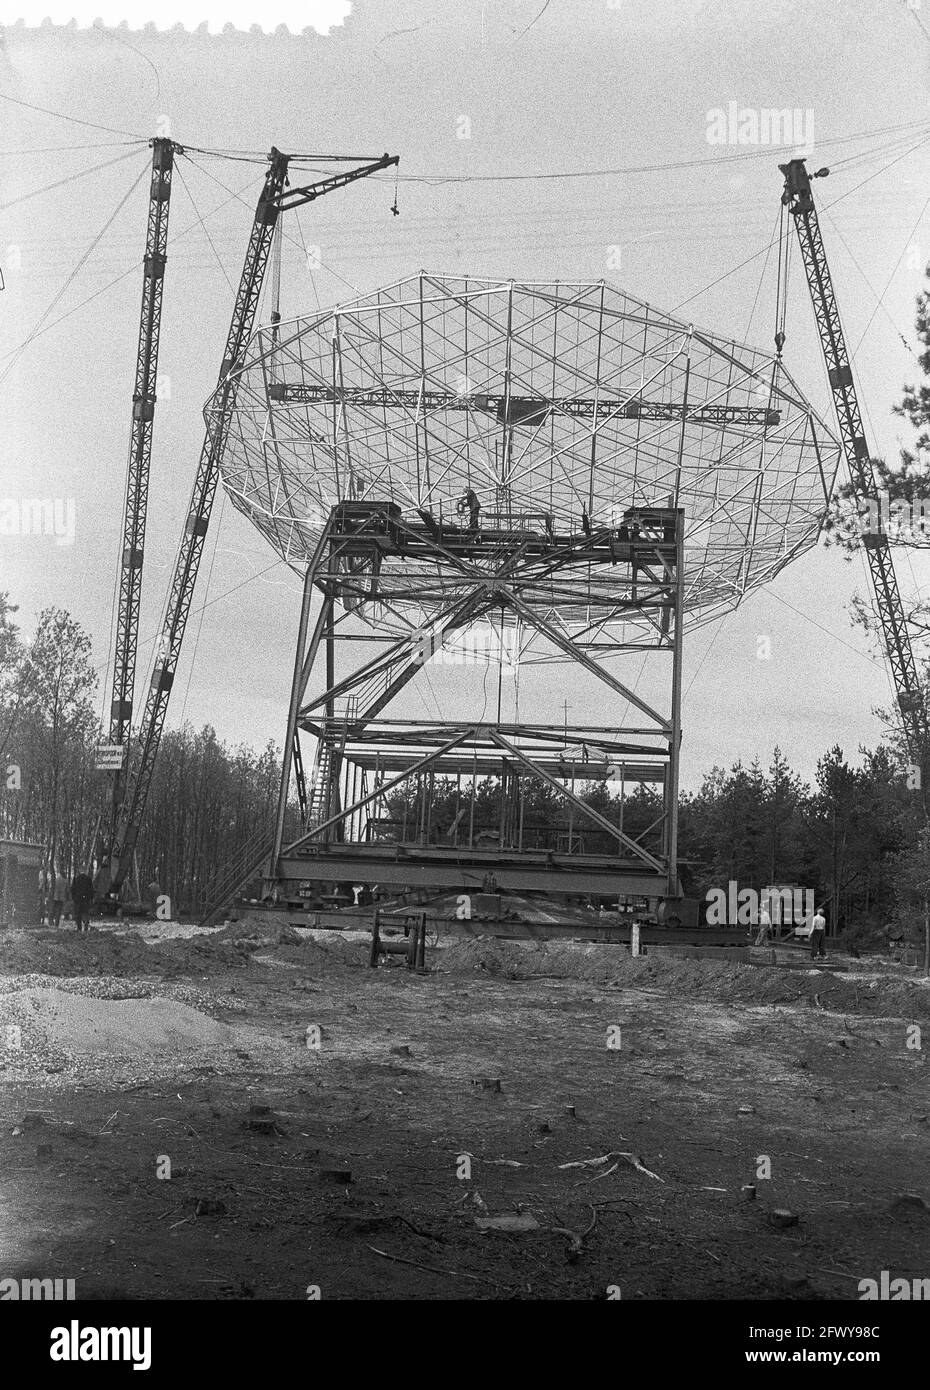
[173,159,235,295]
[0,168,257,373]
[0,144,147,212]
[744,207,780,340]
[672,129,930,320]
[181,150,365,299]
[0,154,149,388]
[773,199,791,359]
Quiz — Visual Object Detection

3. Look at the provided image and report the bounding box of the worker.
[753,904,772,947]
[37,867,49,925]
[456,488,480,534]
[51,866,69,928]
[146,876,161,919]
[809,906,827,960]
[70,870,94,932]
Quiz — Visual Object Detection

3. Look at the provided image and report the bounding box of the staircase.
[199,824,275,928]
[305,741,334,832]
[200,722,349,928]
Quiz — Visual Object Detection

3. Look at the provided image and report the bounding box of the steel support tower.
[262,502,686,911]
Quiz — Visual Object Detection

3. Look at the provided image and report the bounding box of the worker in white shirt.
[809,907,827,959]
[754,904,772,947]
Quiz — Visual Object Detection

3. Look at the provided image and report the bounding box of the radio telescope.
[209,275,842,908]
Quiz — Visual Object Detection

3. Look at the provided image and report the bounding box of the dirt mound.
[0,922,371,983]
[283,933,369,968]
[141,923,368,976]
[0,928,260,980]
[149,934,258,976]
[439,937,546,978]
[214,915,302,947]
[152,921,369,973]
[0,929,156,979]
[437,937,930,1019]
[0,985,234,1059]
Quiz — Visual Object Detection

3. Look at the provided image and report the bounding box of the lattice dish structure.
[218,274,840,649]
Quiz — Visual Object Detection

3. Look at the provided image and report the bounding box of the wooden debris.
[475,1212,540,1233]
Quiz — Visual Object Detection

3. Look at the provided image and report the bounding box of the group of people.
[37,868,95,931]
[753,905,827,958]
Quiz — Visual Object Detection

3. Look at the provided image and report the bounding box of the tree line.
[0,592,286,914]
[384,743,923,939]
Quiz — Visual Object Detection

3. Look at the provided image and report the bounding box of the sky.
[2,0,930,793]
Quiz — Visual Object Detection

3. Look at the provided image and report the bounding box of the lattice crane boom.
[97,149,399,899]
[103,136,179,881]
[780,157,927,758]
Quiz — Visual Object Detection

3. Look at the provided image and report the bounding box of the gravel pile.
[0,972,246,1013]
[0,972,149,999]
[0,986,234,1058]
[0,982,302,1087]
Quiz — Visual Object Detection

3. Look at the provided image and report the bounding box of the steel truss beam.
[267,381,781,428]
[274,847,670,898]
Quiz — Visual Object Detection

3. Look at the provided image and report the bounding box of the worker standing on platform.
[457,488,480,534]
[753,903,772,947]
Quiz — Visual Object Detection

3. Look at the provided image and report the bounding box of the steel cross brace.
[281,727,477,856]
[486,729,665,872]
[501,588,671,731]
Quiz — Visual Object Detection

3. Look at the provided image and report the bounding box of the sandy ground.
[0,921,928,1300]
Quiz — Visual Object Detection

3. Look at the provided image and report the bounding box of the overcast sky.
[2,0,930,791]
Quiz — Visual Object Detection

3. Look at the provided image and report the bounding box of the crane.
[779,158,927,761]
[95,148,400,903]
[99,136,180,896]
